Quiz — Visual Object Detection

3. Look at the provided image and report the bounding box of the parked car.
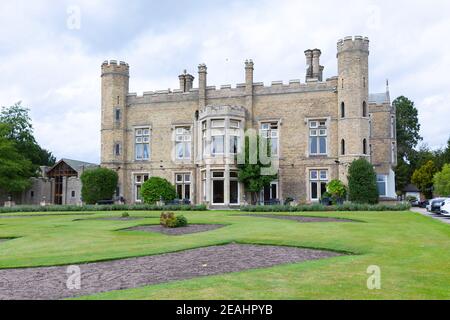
[429,198,447,214]
[440,199,450,216]
[418,200,429,208]
[409,199,420,207]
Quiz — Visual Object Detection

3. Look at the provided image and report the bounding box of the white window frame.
[211,170,225,205]
[260,121,279,157]
[309,120,328,156]
[133,173,150,203]
[309,169,328,201]
[135,127,150,161]
[229,171,240,205]
[175,127,192,160]
[175,173,192,201]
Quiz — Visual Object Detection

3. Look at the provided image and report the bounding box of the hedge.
[240,203,411,212]
[0,204,208,214]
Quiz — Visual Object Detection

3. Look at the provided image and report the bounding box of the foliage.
[411,160,437,199]
[327,180,347,199]
[237,134,278,204]
[394,96,422,160]
[347,159,379,204]
[240,203,411,212]
[0,204,208,214]
[121,212,130,218]
[433,164,450,197]
[80,167,118,204]
[0,123,34,194]
[160,212,188,228]
[406,196,418,202]
[141,177,177,205]
[395,157,411,192]
[0,102,56,168]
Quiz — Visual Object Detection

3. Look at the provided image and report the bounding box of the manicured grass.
[0,210,449,299]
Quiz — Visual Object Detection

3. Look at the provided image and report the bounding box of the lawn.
[0,210,449,300]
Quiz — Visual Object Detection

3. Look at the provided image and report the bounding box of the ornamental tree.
[433,164,450,197]
[347,159,379,204]
[411,160,437,199]
[141,177,177,205]
[237,133,278,205]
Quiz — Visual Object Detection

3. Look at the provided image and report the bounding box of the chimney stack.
[305,49,324,82]
[178,70,195,92]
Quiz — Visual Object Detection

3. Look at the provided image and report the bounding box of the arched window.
[362,101,368,117]
[341,139,346,155]
[363,139,367,155]
[340,102,345,118]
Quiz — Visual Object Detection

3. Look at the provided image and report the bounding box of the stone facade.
[101,36,397,207]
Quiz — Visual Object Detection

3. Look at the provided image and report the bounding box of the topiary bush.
[80,167,118,205]
[141,177,177,205]
[160,212,188,228]
[347,159,379,204]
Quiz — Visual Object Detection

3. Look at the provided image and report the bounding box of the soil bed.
[0,244,342,300]
[240,214,356,223]
[125,224,226,235]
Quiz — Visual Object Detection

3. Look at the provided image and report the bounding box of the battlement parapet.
[337,35,369,54]
[198,105,247,120]
[101,60,129,76]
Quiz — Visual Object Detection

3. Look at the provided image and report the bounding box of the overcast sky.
[0,0,449,164]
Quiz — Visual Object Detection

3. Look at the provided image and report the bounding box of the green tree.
[141,177,177,205]
[394,96,422,160]
[0,102,56,168]
[347,159,379,204]
[411,160,437,199]
[0,124,34,195]
[80,167,118,204]
[433,164,450,197]
[393,96,422,192]
[237,133,278,205]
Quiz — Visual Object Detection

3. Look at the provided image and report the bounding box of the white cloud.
[0,0,449,163]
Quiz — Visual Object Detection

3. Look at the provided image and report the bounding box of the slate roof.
[369,92,390,104]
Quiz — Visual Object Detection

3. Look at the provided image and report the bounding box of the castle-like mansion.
[101,36,397,208]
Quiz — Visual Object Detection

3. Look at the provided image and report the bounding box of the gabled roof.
[47,158,98,175]
[61,159,98,173]
[369,92,390,105]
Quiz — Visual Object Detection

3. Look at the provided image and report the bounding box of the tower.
[337,36,371,182]
[101,60,129,195]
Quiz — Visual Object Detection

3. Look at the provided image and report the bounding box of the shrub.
[121,212,130,218]
[160,212,188,228]
[348,159,379,204]
[327,180,347,200]
[80,167,118,205]
[240,203,410,212]
[141,177,177,205]
[0,204,208,214]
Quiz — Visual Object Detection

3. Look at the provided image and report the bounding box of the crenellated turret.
[337,36,371,183]
[101,60,129,166]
